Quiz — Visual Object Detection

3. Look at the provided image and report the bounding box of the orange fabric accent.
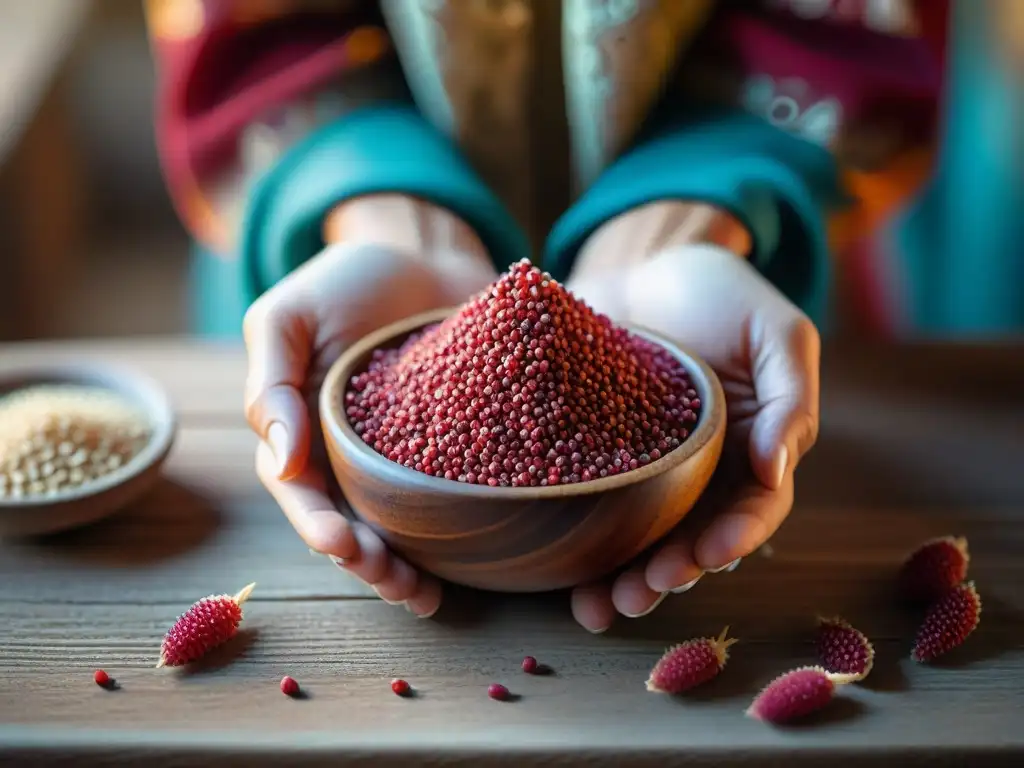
[828,146,935,255]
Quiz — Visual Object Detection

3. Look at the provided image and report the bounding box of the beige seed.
[1,384,152,498]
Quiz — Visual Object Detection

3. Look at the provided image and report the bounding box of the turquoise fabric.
[238,103,530,305]
[189,243,248,338]
[891,0,1024,335]
[544,107,844,327]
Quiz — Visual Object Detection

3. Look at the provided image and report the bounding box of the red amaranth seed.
[898,535,970,603]
[93,669,110,687]
[646,627,737,694]
[488,683,511,701]
[816,616,875,680]
[344,260,702,487]
[157,582,256,668]
[391,678,411,696]
[912,582,982,663]
[746,667,857,725]
[280,676,300,697]
[521,656,538,674]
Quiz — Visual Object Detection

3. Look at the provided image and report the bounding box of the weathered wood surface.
[1,339,1023,767]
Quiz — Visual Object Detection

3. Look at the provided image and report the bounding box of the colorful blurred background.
[0,1,187,342]
[0,0,1021,342]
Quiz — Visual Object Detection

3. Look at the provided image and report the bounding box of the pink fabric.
[700,4,943,152]
[150,0,384,247]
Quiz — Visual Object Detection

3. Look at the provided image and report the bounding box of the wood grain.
[1,337,1023,766]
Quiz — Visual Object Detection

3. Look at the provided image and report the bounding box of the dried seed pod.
[747,667,858,725]
[646,627,737,694]
[816,616,874,680]
[898,536,969,603]
[157,583,256,668]
[912,582,982,663]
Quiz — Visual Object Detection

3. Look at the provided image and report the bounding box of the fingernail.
[329,555,351,568]
[408,603,439,619]
[773,446,789,489]
[267,422,290,477]
[708,558,741,574]
[586,625,609,635]
[622,591,668,619]
[670,574,703,594]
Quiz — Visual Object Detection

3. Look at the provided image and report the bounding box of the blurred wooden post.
[0,0,91,341]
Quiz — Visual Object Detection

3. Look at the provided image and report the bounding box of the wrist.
[572,201,752,277]
[323,194,494,271]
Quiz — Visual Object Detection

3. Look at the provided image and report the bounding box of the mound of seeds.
[0,385,152,499]
[345,260,702,487]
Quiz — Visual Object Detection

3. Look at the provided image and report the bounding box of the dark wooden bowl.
[319,308,726,593]
[0,362,176,537]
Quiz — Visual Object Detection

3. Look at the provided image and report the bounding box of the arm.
[546,105,840,325]
[549,0,948,328]
[145,0,528,304]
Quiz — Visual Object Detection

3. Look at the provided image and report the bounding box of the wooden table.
[1,339,1023,767]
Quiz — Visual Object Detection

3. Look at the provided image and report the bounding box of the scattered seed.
[391,678,411,696]
[280,676,300,697]
[912,582,982,663]
[646,627,737,694]
[157,582,256,668]
[521,656,538,674]
[487,683,511,701]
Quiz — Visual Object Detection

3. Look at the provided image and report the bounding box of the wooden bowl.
[0,362,176,537]
[320,308,726,592]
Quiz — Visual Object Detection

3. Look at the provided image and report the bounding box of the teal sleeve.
[544,107,846,325]
[239,104,530,304]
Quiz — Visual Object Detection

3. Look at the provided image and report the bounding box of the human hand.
[244,195,498,617]
[565,203,820,632]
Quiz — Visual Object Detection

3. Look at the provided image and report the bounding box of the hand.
[243,195,498,617]
[565,204,820,632]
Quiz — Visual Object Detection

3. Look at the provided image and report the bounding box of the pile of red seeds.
[345,260,702,487]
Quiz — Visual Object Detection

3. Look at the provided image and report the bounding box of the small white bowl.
[0,361,177,537]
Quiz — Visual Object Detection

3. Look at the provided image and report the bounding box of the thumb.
[242,295,314,481]
[747,313,821,490]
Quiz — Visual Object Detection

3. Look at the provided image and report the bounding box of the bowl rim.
[0,360,177,510]
[320,307,725,500]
